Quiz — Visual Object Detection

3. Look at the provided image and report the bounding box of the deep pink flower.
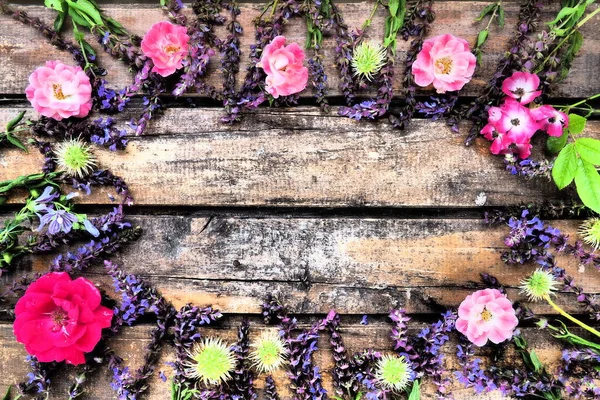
[141,21,189,77]
[412,34,477,94]
[456,288,518,346]
[25,60,92,121]
[501,71,542,105]
[530,105,568,137]
[13,272,113,365]
[257,36,309,98]
[495,98,540,143]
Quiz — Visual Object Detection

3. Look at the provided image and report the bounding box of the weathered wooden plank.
[5,215,598,315]
[0,320,571,399]
[0,2,598,98]
[0,106,593,207]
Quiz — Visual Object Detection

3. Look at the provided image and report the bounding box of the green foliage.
[547,320,600,354]
[2,111,27,152]
[513,335,562,400]
[552,143,578,189]
[383,0,407,54]
[306,0,330,49]
[171,381,199,400]
[473,1,505,64]
[408,380,421,400]
[568,113,587,134]
[546,130,568,154]
[2,386,10,400]
[547,0,595,37]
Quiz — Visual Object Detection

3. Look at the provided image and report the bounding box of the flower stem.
[545,295,600,338]
[534,6,600,73]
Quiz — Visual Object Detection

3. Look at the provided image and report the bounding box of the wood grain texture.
[0,106,594,208]
[4,215,597,315]
[0,320,574,399]
[0,2,598,98]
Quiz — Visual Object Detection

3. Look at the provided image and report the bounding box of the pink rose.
[530,105,568,137]
[141,21,190,77]
[501,71,542,105]
[456,288,518,347]
[25,60,92,121]
[494,99,540,143]
[257,36,309,98]
[13,272,113,365]
[412,34,477,94]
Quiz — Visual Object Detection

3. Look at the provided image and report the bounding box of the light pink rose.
[501,71,542,105]
[456,288,518,347]
[141,21,189,77]
[25,61,92,121]
[257,36,309,98]
[412,34,477,94]
[530,105,568,137]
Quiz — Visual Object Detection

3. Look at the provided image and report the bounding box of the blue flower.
[37,209,78,235]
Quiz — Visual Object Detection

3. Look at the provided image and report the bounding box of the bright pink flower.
[25,60,92,121]
[530,105,568,137]
[411,34,477,94]
[141,21,189,77]
[495,98,540,143]
[13,272,113,365]
[257,36,309,98]
[501,71,542,105]
[456,288,518,347]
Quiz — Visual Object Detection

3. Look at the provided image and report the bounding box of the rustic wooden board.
[0,106,592,208]
[0,2,599,98]
[3,215,595,315]
[0,320,573,399]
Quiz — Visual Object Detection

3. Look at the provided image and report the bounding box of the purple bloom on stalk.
[30,186,59,212]
[37,208,78,235]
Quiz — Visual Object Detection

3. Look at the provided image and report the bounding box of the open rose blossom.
[25,60,92,121]
[411,34,476,94]
[501,71,542,105]
[141,21,189,77]
[257,36,309,98]
[456,288,518,346]
[530,105,568,137]
[13,272,113,365]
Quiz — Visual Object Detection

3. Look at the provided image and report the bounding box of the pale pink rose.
[412,34,477,94]
[456,288,518,347]
[25,61,92,121]
[257,36,309,98]
[530,105,568,137]
[501,71,542,105]
[141,21,189,77]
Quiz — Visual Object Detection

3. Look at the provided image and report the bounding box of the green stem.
[363,0,381,29]
[565,92,600,110]
[535,6,600,73]
[269,0,279,17]
[546,295,600,338]
[484,1,501,31]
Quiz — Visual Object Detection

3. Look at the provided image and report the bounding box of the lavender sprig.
[229,319,258,399]
[264,375,281,400]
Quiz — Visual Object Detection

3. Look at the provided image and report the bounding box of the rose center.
[510,118,520,126]
[548,117,556,124]
[51,309,69,330]
[513,87,525,97]
[435,57,453,75]
[52,84,67,100]
[164,45,180,54]
[480,308,493,322]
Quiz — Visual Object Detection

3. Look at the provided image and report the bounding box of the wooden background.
[1,0,599,398]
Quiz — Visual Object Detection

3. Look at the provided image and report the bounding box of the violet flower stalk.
[229,319,258,399]
[220,1,244,123]
[330,1,357,105]
[264,375,281,400]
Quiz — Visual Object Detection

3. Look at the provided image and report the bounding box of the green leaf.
[66,0,104,26]
[6,133,27,152]
[45,0,64,12]
[576,138,600,165]
[476,29,489,47]
[388,0,400,16]
[475,3,496,21]
[568,113,587,134]
[408,380,421,400]
[529,350,543,373]
[68,7,92,27]
[5,111,25,132]
[575,160,600,214]
[497,5,505,27]
[552,143,578,189]
[546,130,568,154]
[547,6,577,26]
[2,386,10,400]
[53,9,67,31]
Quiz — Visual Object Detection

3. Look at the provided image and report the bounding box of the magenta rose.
[141,21,190,77]
[25,60,92,121]
[257,36,309,98]
[501,71,542,105]
[13,272,113,365]
[412,34,476,94]
[456,288,518,346]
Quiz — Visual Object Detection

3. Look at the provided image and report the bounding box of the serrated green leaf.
[477,29,489,47]
[568,30,584,56]
[575,138,600,165]
[68,7,92,27]
[475,3,496,21]
[529,350,543,373]
[6,133,28,152]
[547,6,577,26]
[66,0,103,26]
[5,111,25,132]
[408,380,421,400]
[53,9,67,32]
[546,130,568,154]
[388,0,400,16]
[45,0,64,12]
[575,160,600,213]
[568,113,587,134]
[497,5,505,27]
[552,143,578,190]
